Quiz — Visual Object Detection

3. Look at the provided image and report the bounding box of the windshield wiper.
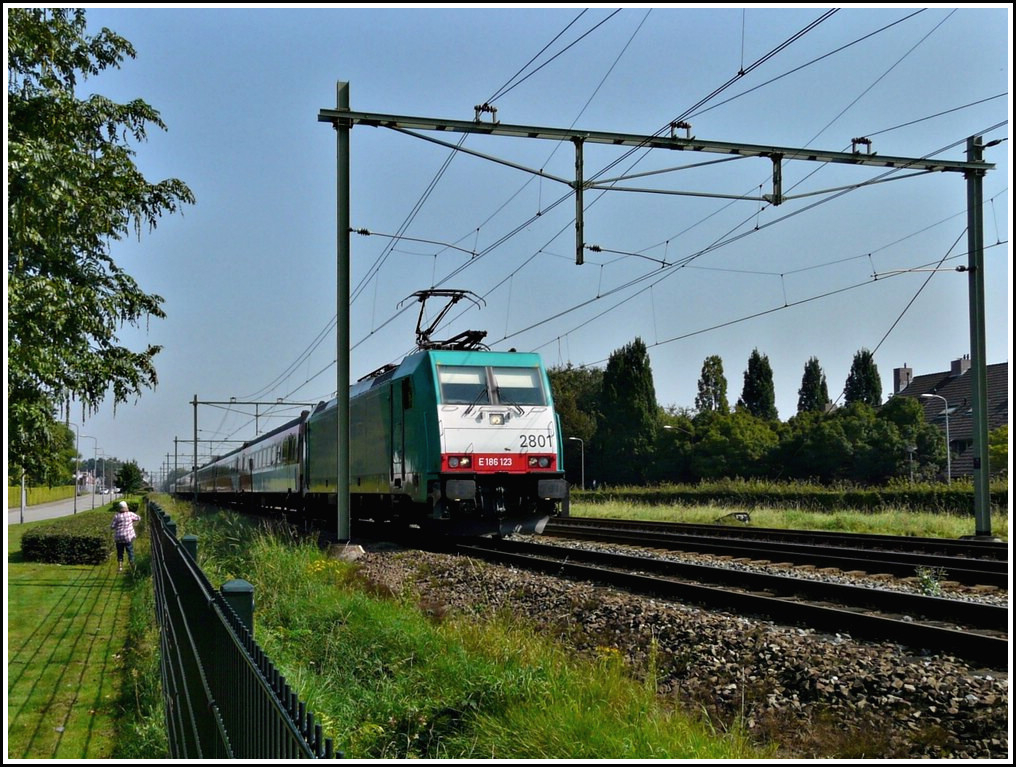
[496,387,525,415]
[463,386,489,415]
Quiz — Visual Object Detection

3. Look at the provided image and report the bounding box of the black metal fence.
[148,499,337,758]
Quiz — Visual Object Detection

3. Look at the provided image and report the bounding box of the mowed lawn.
[7,521,130,759]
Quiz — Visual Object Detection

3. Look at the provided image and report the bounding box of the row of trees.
[694,347,882,420]
[5,420,147,494]
[550,338,973,488]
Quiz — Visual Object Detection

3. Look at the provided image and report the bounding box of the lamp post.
[97,451,106,499]
[77,435,98,510]
[67,423,84,515]
[662,424,695,484]
[921,393,951,484]
[567,437,585,491]
[90,444,101,509]
[663,424,693,434]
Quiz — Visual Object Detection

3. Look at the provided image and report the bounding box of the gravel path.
[347,541,1010,759]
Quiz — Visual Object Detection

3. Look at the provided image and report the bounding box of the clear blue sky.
[31,4,1012,480]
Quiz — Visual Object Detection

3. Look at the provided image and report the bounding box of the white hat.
[118,501,129,510]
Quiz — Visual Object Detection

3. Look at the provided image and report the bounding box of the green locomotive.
[176,292,569,537]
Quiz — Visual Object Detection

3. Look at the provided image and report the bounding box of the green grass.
[14,489,1002,758]
[165,497,769,759]
[569,500,1009,541]
[6,509,166,759]
[6,515,125,758]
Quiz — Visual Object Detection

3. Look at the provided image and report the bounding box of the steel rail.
[549,516,1009,558]
[456,540,1009,669]
[545,519,1009,587]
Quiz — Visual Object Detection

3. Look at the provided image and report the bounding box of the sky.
[9,4,1012,482]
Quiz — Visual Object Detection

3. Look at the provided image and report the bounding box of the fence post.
[221,579,255,633]
[181,534,198,560]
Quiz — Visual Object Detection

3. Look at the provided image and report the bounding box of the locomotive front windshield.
[438,366,490,405]
[437,365,547,406]
[492,367,546,406]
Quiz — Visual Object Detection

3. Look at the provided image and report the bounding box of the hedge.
[574,479,1008,515]
[20,501,142,565]
[7,484,77,508]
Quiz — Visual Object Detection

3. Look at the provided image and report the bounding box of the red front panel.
[442,453,557,473]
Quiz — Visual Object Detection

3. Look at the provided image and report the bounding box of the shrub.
[575,478,1008,515]
[21,508,118,564]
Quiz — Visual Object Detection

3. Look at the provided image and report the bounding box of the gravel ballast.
[346,542,1010,760]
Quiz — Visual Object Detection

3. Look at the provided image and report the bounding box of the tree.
[777,397,943,485]
[547,364,602,444]
[843,349,882,407]
[988,425,1008,477]
[650,406,697,484]
[797,356,830,414]
[877,395,945,481]
[592,338,658,485]
[777,410,853,482]
[115,461,145,495]
[547,364,603,487]
[694,355,729,414]
[8,422,77,487]
[736,348,778,420]
[7,8,195,482]
[688,411,779,480]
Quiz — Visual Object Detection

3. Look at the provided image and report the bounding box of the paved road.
[7,492,124,525]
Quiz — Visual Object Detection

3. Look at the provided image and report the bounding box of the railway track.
[549,516,1008,556]
[452,537,1009,669]
[543,516,1010,587]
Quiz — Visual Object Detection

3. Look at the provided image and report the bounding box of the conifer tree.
[797,356,830,414]
[737,348,778,420]
[594,338,658,484]
[844,349,883,407]
[695,355,729,414]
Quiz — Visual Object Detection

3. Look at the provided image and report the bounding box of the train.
[171,293,569,538]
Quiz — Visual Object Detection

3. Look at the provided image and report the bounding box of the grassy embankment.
[167,495,768,759]
[570,478,1008,541]
[572,500,1009,540]
[6,504,164,759]
[7,496,768,759]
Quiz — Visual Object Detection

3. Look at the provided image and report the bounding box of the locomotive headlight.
[449,456,460,468]
[488,412,505,425]
[528,456,552,468]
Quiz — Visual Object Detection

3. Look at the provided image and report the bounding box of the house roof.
[893,360,1009,477]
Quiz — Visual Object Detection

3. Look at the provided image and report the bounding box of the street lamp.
[67,423,87,515]
[921,393,951,484]
[76,434,98,510]
[97,451,106,499]
[90,446,100,507]
[567,437,585,491]
[662,424,693,435]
